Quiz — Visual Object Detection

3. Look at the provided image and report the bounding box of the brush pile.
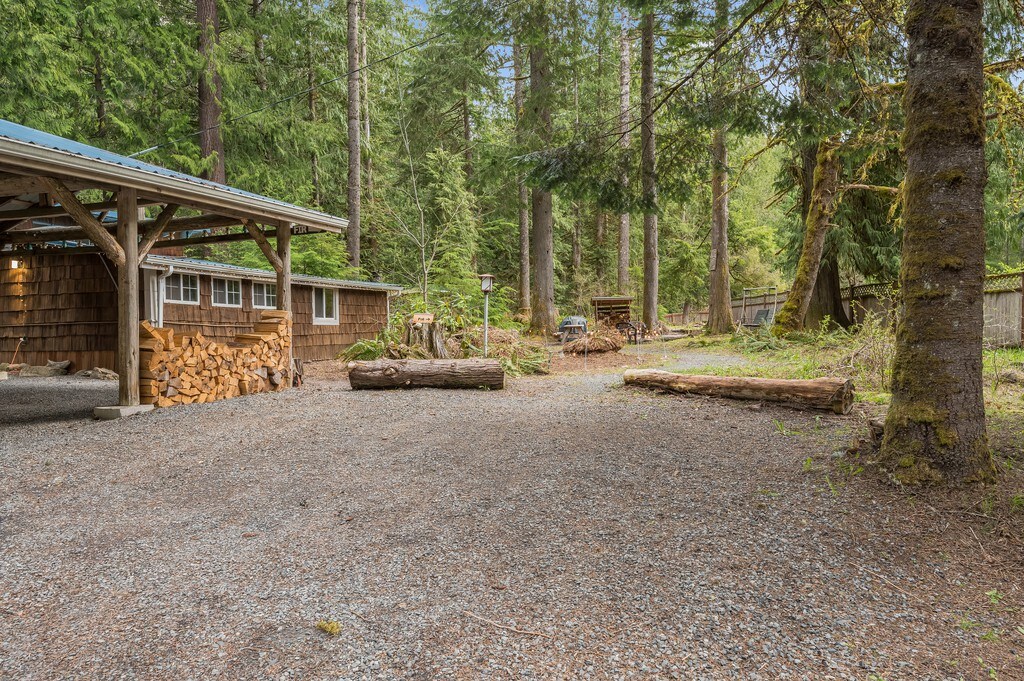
[461,326,549,376]
[563,326,625,355]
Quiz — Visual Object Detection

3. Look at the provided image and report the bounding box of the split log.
[623,369,854,414]
[138,310,292,408]
[347,359,505,390]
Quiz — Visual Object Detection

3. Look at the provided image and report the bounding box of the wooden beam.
[41,178,125,267]
[2,213,241,246]
[0,197,161,221]
[4,226,277,250]
[0,173,99,196]
[117,187,140,406]
[138,203,180,259]
[277,222,292,385]
[243,220,283,273]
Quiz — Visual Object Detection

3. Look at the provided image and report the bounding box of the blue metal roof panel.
[0,119,348,231]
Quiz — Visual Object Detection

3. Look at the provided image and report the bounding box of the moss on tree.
[878,0,994,485]
[773,140,842,335]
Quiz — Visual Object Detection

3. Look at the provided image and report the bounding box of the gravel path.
[0,361,1020,679]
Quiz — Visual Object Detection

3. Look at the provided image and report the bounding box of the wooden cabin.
[0,119,382,414]
[0,253,399,370]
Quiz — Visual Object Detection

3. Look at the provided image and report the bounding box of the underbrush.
[340,312,550,377]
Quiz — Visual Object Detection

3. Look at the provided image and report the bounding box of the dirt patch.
[299,358,351,383]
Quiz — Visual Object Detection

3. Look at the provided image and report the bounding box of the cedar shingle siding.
[0,253,388,370]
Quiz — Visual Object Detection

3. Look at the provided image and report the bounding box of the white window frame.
[212,277,242,308]
[313,286,339,325]
[252,281,278,310]
[163,273,200,305]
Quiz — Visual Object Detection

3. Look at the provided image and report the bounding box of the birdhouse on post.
[479,274,495,357]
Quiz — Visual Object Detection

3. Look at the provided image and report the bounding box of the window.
[164,273,199,304]
[252,282,278,309]
[212,278,242,307]
[313,287,338,324]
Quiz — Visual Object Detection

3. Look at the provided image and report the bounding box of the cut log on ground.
[623,369,854,414]
[348,359,505,390]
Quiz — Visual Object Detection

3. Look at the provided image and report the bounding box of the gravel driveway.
[0,362,1020,679]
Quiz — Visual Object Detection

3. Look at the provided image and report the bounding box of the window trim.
[312,286,339,325]
[252,281,278,310]
[163,273,200,306]
[211,277,243,308]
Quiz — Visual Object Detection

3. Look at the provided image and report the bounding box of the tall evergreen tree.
[197,0,226,183]
[347,0,362,266]
[513,42,532,315]
[880,0,994,484]
[639,10,658,331]
[528,1,557,334]
[617,19,633,296]
[705,0,733,334]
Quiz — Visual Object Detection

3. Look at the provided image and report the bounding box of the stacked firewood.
[138,310,291,407]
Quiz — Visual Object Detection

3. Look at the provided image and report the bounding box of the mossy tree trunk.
[879,0,993,484]
[800,140,851,330]
[772,139,841,334]
[806,251,851,330]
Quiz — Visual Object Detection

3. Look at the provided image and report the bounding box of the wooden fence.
[667,271,1024,347]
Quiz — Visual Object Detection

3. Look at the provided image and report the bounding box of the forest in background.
[2,0,1023,329]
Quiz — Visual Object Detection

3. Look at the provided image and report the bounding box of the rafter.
[41,178,125,267]
[138,204,180,259]
[243,220,284,273]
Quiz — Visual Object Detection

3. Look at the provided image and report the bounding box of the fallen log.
[347,358,505,390]
[623,369,854,414]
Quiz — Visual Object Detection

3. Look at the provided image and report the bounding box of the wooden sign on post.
[411,313,435,324]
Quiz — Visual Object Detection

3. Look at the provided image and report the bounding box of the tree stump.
[404,320,449,359]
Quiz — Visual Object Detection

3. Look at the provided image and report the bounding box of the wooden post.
[276,222,292,311]
[277,222,293,383]
[117,187,140,406]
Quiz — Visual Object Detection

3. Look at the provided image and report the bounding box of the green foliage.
[4,0,1022,338]
[340,338,387,362]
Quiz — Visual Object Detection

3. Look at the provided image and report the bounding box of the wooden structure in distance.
[591,296,634,327]
[0,120,349,410]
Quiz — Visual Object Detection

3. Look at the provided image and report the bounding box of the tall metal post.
[479,274,494,358]
[483,291,489,358]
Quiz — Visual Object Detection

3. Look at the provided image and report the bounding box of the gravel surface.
[0,375,116,427]
[1,359,1021,679]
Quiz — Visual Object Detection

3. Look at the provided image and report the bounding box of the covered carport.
[0,119,349,417]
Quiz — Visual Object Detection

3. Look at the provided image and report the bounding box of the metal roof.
[0,119,349,233]
[141,255,402,293]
